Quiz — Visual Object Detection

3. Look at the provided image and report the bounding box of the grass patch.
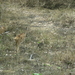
[0,2,75,75]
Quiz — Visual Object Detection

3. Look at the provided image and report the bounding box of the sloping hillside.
[0,2,75,75]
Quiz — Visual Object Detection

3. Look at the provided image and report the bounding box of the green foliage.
[33,73,42,75]
[37,41,41,44]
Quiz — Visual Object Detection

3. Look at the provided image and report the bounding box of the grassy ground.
[0,2,75,75]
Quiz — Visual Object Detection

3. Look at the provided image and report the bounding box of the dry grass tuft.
[14,33,26,53]
[0,26,7,34]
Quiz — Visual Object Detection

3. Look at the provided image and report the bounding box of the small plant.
[33,73,42,75]
[14,33,26,53]
[37,42,44,48]
[0,26,7,34]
